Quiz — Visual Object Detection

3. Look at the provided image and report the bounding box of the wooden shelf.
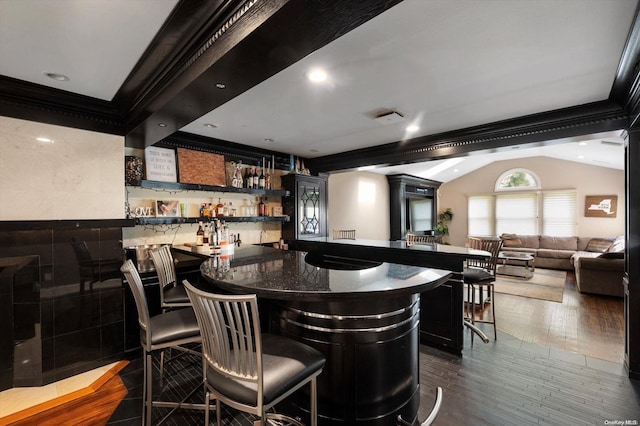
[134,216,289,225]
[132,180,289,197]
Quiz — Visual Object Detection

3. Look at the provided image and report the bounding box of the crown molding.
[306,100,629,173]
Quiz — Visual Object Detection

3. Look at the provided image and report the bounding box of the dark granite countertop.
[198,245,451,301]
[294,237,489,259]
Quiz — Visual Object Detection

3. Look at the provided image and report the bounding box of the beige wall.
[0,116,125,220]
[328,171,390,240]
[438,156,625,247]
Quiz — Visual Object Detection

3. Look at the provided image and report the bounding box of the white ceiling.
[0,0,634,182]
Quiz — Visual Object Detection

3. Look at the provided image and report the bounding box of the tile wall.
[0,227,125,391]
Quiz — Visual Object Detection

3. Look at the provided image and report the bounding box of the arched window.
[495,168,540,191]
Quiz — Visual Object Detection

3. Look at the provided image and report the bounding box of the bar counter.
[291,238,489,354]
[193,245,451,426]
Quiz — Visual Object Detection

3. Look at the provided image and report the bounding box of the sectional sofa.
[498,234,624,297]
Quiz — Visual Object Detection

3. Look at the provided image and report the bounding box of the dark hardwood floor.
[106,271,639,425]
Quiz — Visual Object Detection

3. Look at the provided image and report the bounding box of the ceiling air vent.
[374,111,405,125]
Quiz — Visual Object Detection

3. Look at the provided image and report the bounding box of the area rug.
[493,268,566,302]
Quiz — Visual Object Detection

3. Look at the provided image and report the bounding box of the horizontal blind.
[542,190,576,236]
[468,195,494,237]
[495,192,538,235]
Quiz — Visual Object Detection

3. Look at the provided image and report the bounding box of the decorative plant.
[435,208,454,243]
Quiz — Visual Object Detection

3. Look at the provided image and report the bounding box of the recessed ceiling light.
[264,138,274,143]
[577,155,585,159]
[406,124,419,133]
[216,83,226,89]
[307,68,327,83]
[37,137,53,143]
[43,71,69,81]
[204,123,218,128]
[158,123,167,127]
[578,141,588,146]
[309,149,318,153]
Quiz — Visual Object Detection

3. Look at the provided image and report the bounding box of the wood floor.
[473,270,625,364]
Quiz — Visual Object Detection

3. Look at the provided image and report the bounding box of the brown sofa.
[498,234,624,297]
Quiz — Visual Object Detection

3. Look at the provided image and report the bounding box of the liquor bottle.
[265,163,271,190]
[258,196,266,216]
[253,166,259,188]
[203,222,209,244]
[223,201,229,216]
[259,165,265,189]
[246,167,254,189]
[196,221,204,245]
[216,198,224,217]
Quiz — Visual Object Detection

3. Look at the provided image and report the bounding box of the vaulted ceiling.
[1,0,638,182]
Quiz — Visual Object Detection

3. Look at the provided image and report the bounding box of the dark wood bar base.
[198,246,451,426]
[267,295,421,425]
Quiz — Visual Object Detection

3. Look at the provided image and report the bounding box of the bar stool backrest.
[120,259,151,351]
[466,237,503,275]
[333,229,356,239]
[406,233,441,245]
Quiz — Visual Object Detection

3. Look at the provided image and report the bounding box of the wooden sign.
[177,148,225,186]
[585,195,617,218]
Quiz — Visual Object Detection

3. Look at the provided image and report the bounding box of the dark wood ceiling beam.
[306,100,629,173]
[124,0,404,148]
[610,1,640,120]
[114,0,247,130]
[0,75,123,134]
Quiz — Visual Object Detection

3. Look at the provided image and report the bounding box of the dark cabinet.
[387,174,441,241]
[281,173,328,241]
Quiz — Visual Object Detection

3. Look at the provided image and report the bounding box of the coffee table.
[497,251,535,279]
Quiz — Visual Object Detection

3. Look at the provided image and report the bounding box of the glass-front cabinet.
[281,173,328,241]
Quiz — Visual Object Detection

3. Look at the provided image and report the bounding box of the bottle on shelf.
[216,198,224,217]
[199,203,205,217]
[207,203,214,217]
[265,162,271,190]
[259,165,265,189]
[223,201,229,216]
[253,165,259,188]
[246,167,254,189]
[196,221,205,245]
[203,222,209,244]
[258,196,266,216]
[228,201,235,216]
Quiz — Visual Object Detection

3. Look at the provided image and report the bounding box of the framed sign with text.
[585,195,617,218]
[145,146,177,182]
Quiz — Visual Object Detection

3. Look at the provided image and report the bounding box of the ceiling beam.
[124,0,404,148]
[306,100,629,173]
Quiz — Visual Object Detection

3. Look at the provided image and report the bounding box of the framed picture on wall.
[585,195,617,218]
[156,200,180,217]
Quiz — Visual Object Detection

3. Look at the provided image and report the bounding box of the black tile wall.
[0,226,126,391]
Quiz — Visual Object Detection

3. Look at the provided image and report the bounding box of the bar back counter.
[193,244,460,425]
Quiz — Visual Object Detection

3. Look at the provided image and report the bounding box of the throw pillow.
[607,236,625,253]
[585,238,613,253]
[598,252,624,259]
[503,238,523,247]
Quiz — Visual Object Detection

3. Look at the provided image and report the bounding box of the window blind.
[542,190,576,236]
[495,192,538,235]
[467,195,494,236]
